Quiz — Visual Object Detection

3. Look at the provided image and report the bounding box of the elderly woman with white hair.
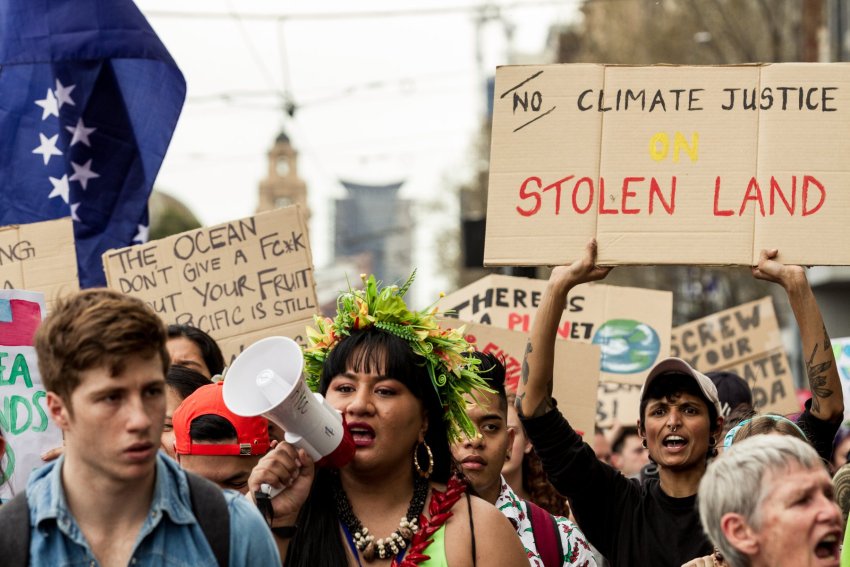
[698,434,842,567]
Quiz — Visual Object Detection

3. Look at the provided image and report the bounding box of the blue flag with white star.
[0,0,185,287]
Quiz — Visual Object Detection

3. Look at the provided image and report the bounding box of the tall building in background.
[334,181,412,288]
[256,130,309,219]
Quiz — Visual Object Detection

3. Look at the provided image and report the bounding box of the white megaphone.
[222,336,356,481]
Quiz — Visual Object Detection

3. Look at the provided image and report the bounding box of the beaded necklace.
[334,474,429,563]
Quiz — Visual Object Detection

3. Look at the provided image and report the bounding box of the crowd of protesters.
[0,243,847,567]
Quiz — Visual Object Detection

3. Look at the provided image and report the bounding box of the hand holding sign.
[751,248,807,291]
[548,239,613,295]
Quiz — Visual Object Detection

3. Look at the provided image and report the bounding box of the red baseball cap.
[173,382,270,456]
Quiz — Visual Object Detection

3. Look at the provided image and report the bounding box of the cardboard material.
[486,63,850,266]
[670,297,798,416]
[0,218,78,309]
[457,320,600,440]
[440,274,672,385]
[103,206,319,363]
[0,290,63,501]
[596,380,643,428]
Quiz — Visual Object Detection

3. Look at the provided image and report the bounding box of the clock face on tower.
[276,157,290,177]
[275,196,293,208]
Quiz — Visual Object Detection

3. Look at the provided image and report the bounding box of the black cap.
[706,371,753,418]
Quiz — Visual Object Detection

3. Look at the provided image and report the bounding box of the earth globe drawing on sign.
[592,319,661,374]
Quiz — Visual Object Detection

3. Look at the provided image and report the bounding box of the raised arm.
[752,249,843,422]
[516,239,611,419]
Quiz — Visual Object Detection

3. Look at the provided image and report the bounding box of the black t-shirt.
[521,408,712,567]
[796,398,841,463]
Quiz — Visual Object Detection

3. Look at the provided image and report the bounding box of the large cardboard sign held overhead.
[439,274,672,385]
[0,290,63,501]
[457,321,600,440]
[486,64,850,267]
[103,206,319,363]
[670,297,798,416]
[0,218,78,309]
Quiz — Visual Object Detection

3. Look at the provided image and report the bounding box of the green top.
[418,523,448,567]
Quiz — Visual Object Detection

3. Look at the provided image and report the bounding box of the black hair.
[285,327,452,567]
[167,324,226,377]
[166,365,213,401]
[189,414,237,443]
[639,372,720,434]
[470,351,508,414]
[611,425,640,455]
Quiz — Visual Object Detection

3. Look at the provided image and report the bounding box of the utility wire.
[144,0,579,22]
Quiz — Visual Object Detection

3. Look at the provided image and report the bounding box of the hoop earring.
[413,441,434,479]
[641,439,647,449]
[708,437,717,448]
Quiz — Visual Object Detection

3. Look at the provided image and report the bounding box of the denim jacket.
[26,453,280,566]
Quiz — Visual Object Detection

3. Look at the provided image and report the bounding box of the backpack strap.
[527,501,563,567]
[186,471,230,567]
[0,491,31,565]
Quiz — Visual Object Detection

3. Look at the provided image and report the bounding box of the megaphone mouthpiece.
[256,369,292,406]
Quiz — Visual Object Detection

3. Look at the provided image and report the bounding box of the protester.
[699,434,842,567]
[162,365,213,459]
[609,426,648,479]
[723,414,809,448]
[0,428,6,499]
[452,352,595,566]
[503,392,571,519]
[832,427,850,472]
[0,289,280,565]
[591,426,612,465]
[515,240,721,566]
[706,371,754,429]
[248,274,527,566]
[167,324,226,379]
[173,382,270,494]
[747,249,843,461]
[832,462,850,524]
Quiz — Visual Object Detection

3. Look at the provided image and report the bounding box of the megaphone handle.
[284,431,322,461]
[261,482,284,499]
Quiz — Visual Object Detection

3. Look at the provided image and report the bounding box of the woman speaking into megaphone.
[247,273,527,567]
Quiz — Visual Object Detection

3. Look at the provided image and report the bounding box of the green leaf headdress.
[303,271,490,443]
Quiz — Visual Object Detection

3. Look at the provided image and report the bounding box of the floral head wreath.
[303,271,490,443]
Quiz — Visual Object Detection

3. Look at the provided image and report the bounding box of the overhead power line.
[145,0,577,22]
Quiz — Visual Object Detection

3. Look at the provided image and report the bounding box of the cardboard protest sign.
[596,381,643,429]
[103,206,318,363]
[0,290,63,501]
[486,64,850,267]
[670,297,798,416]
[0,218,78,308]
[457,321,600,439]
[439,274,672,385]
[833,337,850,423]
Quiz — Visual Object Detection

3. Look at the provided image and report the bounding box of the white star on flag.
[70,202,81,222]
[48,174,71,204]
[133,224,149,244]
[54,79,76,109]
[32,133,63,165]
[34,88,60,120]
[70,159,100,189]
[65,118,96,147]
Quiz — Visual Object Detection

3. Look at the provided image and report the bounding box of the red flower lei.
[393,476,467,566]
